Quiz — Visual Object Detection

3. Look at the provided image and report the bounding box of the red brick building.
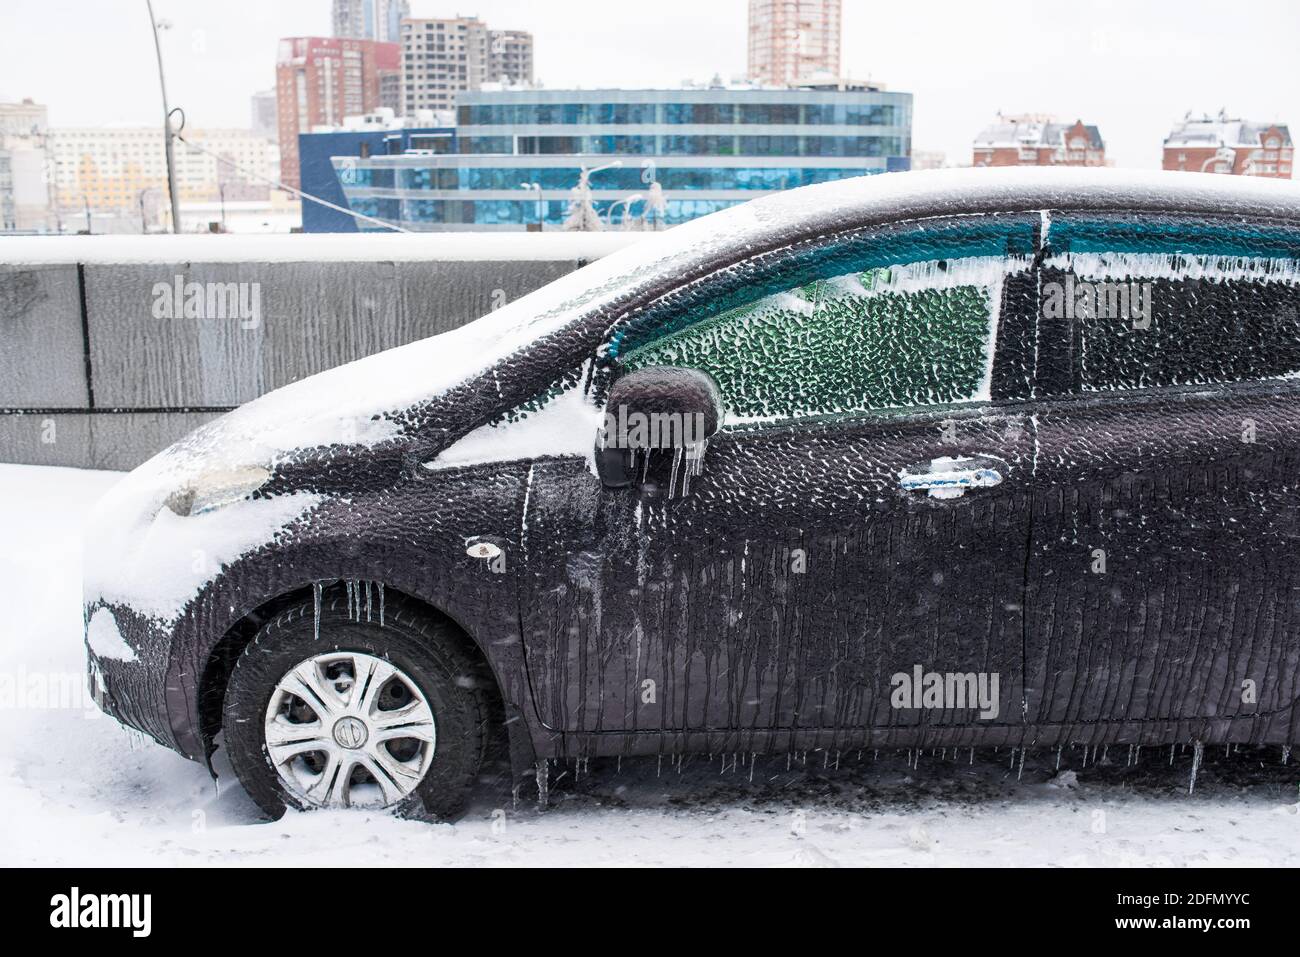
[1163,113,1293,178]
[972,114,1105,168]
[275,37,400,189]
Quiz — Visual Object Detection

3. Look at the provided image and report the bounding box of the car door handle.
[899,455,1004,500]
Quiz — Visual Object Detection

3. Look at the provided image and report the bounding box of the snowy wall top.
[0,232,647,265]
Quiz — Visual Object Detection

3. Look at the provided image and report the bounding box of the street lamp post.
[146,0,182,233]
[567,160,622,231]
[605,193,645,229]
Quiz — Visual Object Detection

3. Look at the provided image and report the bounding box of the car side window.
[612,217,1037,424]
[1041,213,1300,393]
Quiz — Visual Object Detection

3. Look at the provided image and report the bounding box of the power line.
[174,133,409,233]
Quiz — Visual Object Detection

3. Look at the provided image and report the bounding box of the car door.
[1025,210,1300,732]
[519,214,1042,740]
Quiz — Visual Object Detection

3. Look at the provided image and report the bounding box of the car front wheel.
[221,593,490,820]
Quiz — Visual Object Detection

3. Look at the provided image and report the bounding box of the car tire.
[221,592,491,821]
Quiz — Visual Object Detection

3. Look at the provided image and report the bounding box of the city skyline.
[0,0,1297,171]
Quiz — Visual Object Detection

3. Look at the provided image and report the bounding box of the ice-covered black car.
[85,168,1300,819]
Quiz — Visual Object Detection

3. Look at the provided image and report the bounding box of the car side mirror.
[595,366,723,493]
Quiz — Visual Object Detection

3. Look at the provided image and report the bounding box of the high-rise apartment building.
[748,0,842,87]
[275,36,399,188]
[401,17,534,115]
[1163,112,1293,178]
[333,0,409,43]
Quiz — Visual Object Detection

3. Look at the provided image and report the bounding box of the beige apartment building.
[49,127,280,219]
[401,16,535,115]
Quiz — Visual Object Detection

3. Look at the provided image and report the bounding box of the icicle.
[511,783,520,809]
[365,581,372,622]
[378,582,385,628]
[1170,744,1176,766]
[1188,740,1204,795]
[345,580,353,620]
[312,581,322,643]
[657,754,662,777]
[1055,746,1062,771]
[1126,744,1134,767]
[968,747,973,765]
[617,755,622,773]
[749,753,756,782]
[1017,748,1026,781]
[535,759,549,809]
[668,446,682,499]
[1009,748,1016,770]
[833,750,840,771]
[1283,745,1292,766]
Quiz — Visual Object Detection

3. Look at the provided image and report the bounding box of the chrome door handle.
[899,456,1004,500]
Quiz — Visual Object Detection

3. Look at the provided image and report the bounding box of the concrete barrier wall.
[0,233,645,471]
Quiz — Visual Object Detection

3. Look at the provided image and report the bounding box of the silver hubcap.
[263,652,437,809]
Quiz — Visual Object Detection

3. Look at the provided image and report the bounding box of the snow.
[5,461,1299,867]
[85,607,137,663]
[427,369,604,472]
[84,483,325,626]
[1048,251,1300,285]
[0,232,647,265]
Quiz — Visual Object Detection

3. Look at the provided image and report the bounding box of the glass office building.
[307,87,912,231]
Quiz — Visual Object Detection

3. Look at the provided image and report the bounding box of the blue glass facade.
[301,87,912,232]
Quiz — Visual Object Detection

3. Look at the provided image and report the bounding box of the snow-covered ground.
[1,462,1296,867]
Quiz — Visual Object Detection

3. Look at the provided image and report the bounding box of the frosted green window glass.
[621,257,1008,422]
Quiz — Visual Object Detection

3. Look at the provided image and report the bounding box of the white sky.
[1,0,1296,169]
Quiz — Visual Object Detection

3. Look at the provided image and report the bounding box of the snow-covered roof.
[1164,117,1292,150]
[973,118,1104,151]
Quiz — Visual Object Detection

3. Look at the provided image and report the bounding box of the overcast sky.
[1,0,1296,169]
